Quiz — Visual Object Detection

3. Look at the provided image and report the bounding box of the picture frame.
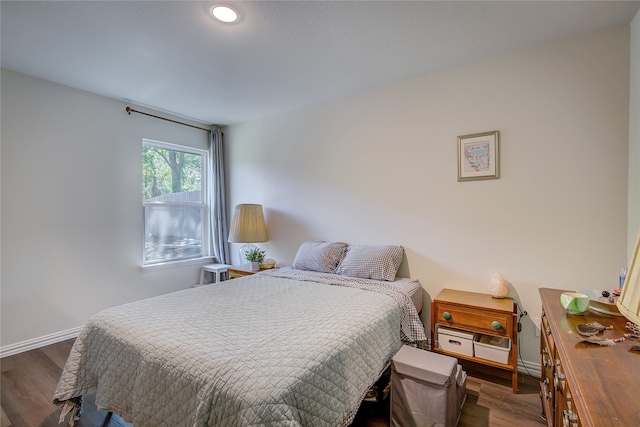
[457,130,500,181]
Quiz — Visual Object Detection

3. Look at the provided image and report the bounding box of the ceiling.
[2,1,639,126]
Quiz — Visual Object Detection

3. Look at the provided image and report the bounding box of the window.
[142,139,209,265]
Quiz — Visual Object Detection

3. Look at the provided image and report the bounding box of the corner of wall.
[629,10,640,259]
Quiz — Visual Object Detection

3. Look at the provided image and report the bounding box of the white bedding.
[261,267,425,342]
[53,271,426,426]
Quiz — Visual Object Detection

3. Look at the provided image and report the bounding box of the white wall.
[1,22,635,369]
[225,25,631,365]
[629,11,640,256]
[1,69,210,350]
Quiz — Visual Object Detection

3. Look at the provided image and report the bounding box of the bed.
[53,241,426,426]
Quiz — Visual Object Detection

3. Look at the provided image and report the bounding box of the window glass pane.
[143,146,203,201]
[144,204,203,264]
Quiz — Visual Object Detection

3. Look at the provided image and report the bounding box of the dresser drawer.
[541,311,555,356]
[540,317,555,416]
[434,303,512,336]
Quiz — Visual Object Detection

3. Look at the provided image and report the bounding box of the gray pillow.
[292,240,349,273]
[336,245,404,281]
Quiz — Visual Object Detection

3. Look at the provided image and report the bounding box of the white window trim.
[139,256,216,273]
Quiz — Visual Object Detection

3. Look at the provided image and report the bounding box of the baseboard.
[518,358,542,378]
[0,326,83,358]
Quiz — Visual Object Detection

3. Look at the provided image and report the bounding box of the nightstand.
[227,265,264,279]
[431,288,518,393]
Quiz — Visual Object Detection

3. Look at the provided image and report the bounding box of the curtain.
[209,128,230,264]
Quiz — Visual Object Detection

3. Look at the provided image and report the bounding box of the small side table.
[199,263,231,285]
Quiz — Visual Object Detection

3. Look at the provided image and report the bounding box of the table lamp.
[227,204,268,267]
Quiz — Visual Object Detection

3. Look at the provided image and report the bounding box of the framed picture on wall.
[457,130,500,181]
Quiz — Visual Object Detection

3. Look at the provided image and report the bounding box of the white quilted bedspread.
[53,272,419,426]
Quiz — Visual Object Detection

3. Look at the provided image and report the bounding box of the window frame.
[141,138,210,268]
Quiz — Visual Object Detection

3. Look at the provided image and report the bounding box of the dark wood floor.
[1,339,545,427]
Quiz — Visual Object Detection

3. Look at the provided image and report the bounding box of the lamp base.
[239,243,257,268]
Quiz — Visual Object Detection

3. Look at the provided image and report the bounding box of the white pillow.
[292,240,349,273]
[336,245,404,281]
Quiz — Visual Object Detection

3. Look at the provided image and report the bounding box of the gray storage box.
[391,345,466,427]
[455,364,467,410]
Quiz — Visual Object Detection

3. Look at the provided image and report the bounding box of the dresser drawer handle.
[442,311,451,320]
[491,320,502,329]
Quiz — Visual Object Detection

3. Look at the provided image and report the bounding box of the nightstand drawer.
[227,268,255,279]
[434,303,512,336]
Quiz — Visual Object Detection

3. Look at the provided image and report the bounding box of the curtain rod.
[126,106,214,133]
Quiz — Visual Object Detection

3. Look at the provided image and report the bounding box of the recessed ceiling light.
[211,5,239,23]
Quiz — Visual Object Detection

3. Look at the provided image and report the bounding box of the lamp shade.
[227,204,268,243]
[617,233,640,326]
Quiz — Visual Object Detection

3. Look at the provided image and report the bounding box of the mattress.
[261,267,425,342]
[53,271,426,426]
[267,268,424,311]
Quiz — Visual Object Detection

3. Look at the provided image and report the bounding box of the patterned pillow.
[336,245,404,281]
[292,240,349,273]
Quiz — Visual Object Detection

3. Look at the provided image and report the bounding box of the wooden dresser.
[539,288,640,427]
